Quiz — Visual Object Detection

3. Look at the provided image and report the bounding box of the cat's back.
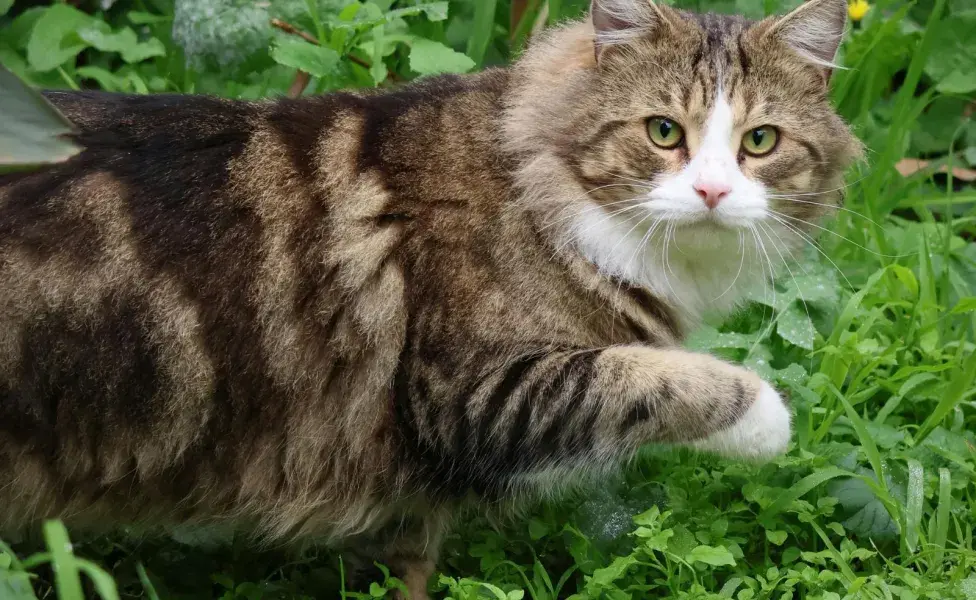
[0,73,516,534]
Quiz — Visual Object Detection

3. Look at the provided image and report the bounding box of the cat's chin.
[668,218,751,252]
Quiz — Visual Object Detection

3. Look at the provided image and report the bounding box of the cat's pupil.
[752,129,765,146]
[659,120,673,138]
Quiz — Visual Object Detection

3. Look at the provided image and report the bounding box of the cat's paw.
[693,381,791,461]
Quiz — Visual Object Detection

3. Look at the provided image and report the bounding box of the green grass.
[2,0,976,598]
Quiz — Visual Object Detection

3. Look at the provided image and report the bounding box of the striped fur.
[0,2,859,597]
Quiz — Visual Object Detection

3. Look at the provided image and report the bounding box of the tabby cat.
[0,0,861,596]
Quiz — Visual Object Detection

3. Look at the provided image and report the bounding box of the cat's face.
[509,0,862,320]
[578,0,861,237]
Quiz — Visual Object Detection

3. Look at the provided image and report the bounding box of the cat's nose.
[694,180,731,209]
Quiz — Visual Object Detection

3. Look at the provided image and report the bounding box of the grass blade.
[929,468,952,574]
[915,348,976,443]
[43,521,83,600]
[758,467,851,525]
[136,563,161,600]
[466,0,498,67]
[75,558,120,600]
[904,459,924,555]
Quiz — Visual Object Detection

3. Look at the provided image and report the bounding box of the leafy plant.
[0,0,974,598]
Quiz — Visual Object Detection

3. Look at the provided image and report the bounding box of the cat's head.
[506,0,863,321]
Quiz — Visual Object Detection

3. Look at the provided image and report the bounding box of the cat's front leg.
[402,345,793,494]
[689,373,792,460]
[576,345,791,462]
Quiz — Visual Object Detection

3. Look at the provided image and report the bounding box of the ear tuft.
[591,0,669,48]
[771,0,848,69]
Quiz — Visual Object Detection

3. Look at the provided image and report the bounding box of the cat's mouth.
[671,212,758,231]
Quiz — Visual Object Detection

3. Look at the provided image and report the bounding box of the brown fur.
[0,1,859,597]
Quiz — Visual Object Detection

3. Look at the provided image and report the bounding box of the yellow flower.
[849,0,870,22]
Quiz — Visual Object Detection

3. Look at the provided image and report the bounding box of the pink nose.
[694,180,731,209]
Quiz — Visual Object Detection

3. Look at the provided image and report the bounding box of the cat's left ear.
[769,0,848,70]
[590,0,676,63]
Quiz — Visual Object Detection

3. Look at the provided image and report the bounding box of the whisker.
[714,229,746,301]
[660,222,680,302]
[759,220,811,277]
[767,173,872,199]
[766,213,855,291]
[758,220,809,312]
[549,203,646,259]
[611,214,666,335]
[746,225,780,357]
[538,195,641,232]
[768,210,907,258]
[592,167,656,188]
[766,196,888,229]
[750,224,777,309]
[604,208,658,268]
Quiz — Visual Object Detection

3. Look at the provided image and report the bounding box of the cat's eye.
[647,117,684,149]
[742,126,779,156]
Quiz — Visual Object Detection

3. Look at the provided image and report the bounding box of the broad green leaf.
[409,37,475,75]
[6,7,46,52]
[126,11,172,25]
[0,571,37,600]
[924,12,976,93]
[26,4,92,72]
[0,64,80,167]
[528,518,549,540]
[789,269,840,305]
[75,66,128,92]
[775,363,808,388]
[0,0,13,18]
[765,530,788,546]
[634,526,674,552]
[950,297,976,314]
[777,303,816,350]
[710,518,729,539]
[76,25,166,64]
[911,97,970,154]
[336,2,449,30]
[667,525,698,558]
[685,327,759,352]
[386,2,449,22]
[588,555,637,588]
[270,38,341,78]
[827,476,900,542]
[686,545,736,567]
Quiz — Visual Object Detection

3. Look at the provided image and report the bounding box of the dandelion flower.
[849,0,870,22]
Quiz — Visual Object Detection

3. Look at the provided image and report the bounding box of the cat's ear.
[591,0,674,62]
[770,0,848,69]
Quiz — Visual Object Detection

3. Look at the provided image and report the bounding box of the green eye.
[742,126,779,156]
[647,117,684,149]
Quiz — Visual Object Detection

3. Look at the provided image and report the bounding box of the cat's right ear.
[769,0,848,69]
[591,0,673,63]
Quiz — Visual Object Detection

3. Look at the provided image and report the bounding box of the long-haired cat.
[0,0,860,597]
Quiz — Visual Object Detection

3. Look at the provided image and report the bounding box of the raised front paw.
[693,380,792,461]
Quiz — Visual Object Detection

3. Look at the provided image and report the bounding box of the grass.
[1,0,975,598]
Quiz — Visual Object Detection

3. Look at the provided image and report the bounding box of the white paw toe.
[693,381,791,461]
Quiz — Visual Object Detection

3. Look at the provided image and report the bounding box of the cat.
[0,0,861,597]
